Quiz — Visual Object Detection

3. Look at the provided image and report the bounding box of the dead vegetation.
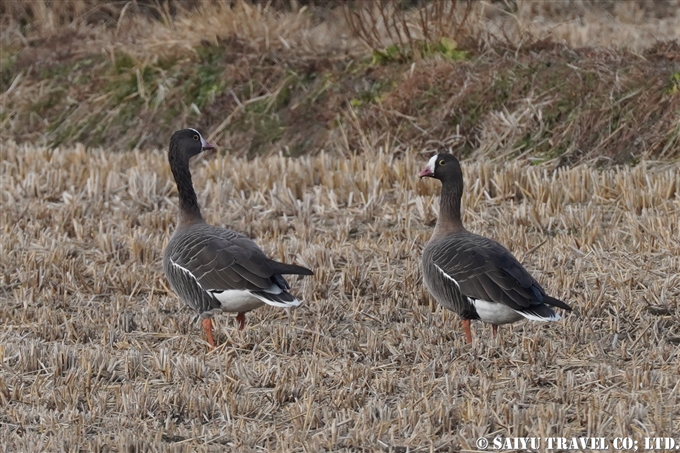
[342,0,473,60]
[1,141,679,451]
[2,1,680,162]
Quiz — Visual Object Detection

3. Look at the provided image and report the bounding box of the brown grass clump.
[1,141,679,451]
[342,0,473,58]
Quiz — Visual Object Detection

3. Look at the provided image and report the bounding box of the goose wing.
[430,232,570,319]
[167,226,312,307]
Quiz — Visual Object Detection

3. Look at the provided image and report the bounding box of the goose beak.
[419,155,437,178]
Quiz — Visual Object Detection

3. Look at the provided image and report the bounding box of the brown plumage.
[162,128,313,349]
[419,153,571,343]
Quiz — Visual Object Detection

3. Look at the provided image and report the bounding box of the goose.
[418,153,571,343]
[162,128,313,349]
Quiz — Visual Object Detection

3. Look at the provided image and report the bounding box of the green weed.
[372,37,467,65]
[669,72,680,94]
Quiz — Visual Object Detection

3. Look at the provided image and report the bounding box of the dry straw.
[3,0,679,51]
[1,140,679,451]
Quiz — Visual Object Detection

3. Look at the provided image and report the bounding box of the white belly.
[212,290,265,313]
[472,299,523,324]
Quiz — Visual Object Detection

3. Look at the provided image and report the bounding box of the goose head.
[169,128,216,163]
[418,153,462,183]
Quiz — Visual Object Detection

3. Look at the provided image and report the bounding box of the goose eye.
[439,159,446,166]
[193,135,199,141]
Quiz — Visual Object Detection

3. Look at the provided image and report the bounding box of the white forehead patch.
[188,128,208,148]
[426,154,438,173]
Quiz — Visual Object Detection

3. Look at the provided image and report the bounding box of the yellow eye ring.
[439,159,445,165]
[193,135,199,141]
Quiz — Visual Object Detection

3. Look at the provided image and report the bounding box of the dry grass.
[482,0,680,50]
[3,0,679,51]
[1,140,679,451]
[341,0,680,54]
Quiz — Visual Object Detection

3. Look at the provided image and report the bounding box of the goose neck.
[436,178,465,234]
[170,155,204,225]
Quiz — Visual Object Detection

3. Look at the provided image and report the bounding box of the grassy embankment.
[2,1,680,163]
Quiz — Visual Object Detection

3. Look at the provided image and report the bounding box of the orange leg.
[236,312,246,330]
[492,324,498,337]
[462,319,472,344]
[202,318,215,350]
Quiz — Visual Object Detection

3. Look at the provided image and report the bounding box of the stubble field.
[1,141,679,452]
